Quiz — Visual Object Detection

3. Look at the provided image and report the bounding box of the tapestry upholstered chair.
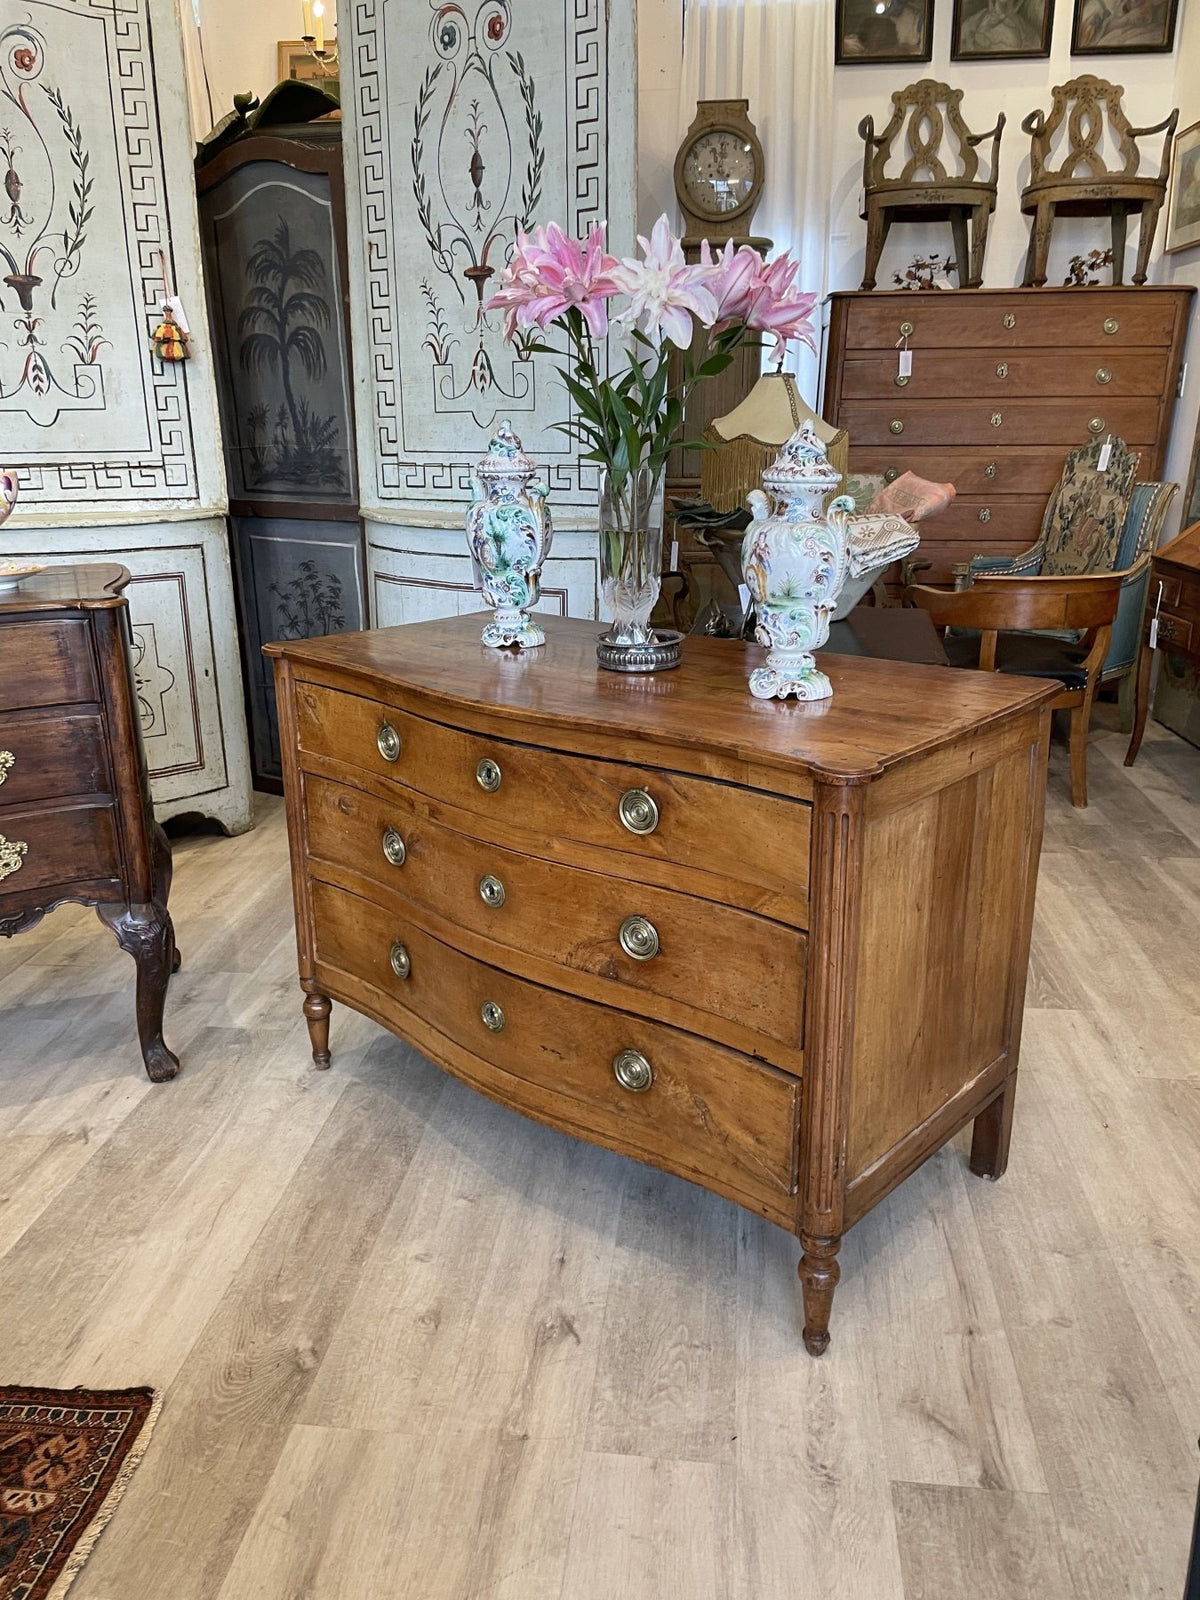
[858,80,1005,290]
[1020,75,1178,287]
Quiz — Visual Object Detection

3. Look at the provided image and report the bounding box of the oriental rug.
[0,1386,158,1600]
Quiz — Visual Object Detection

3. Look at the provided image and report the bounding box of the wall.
[196,0,339,128]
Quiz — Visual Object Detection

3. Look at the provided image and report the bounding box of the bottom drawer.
[310,879,801,1214]
[0,801,119,895]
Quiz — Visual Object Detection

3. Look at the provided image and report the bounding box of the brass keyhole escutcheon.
[382,829,406,868]
[0,751,13,787]
[1103,317,1119,335]
[889,419,904,434]
[884,467,900,483]
[479,874,506,908]
[1096,367,1112,385]
[894,374,909,387]
[0,832,28,882]
[389,941,411,980]
[979,508,991,523]
[995,362,1009,378]
[618,915,660,962]
[476,757,502,793]
[377,722,401,763]
[613,1048,653,1093]
[480,1000,506,1033]
[898,320,914,337]
[618,788,659,835]
[1088,417,1105,433]
[990,412,1003,428]
[1002,312,1016,329]
[984,462,997,478]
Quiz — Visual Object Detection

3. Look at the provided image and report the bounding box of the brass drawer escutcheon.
[1096,366,1112,385]
[389,941,411,979]
[613,1048,653,1092]
[978,508,991,523]
[1088,417,1105,433]
[990,412,1003,428]
[382,828,407,867]
[889,418,904,434]
[618,788,658,835]
[995,362,1009,378]
[618,915,660,961]
[479,873,506,908]
[476,757,502,793]
[480,999,505,1033]
[1002,312,1016,329]
[0,750,13,787]
[377,721,401,763]
[0,832,27,882]
[984,462,996,478]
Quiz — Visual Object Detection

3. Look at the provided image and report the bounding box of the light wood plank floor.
[1,714,1197,1599]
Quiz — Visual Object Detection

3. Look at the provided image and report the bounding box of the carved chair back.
[862,80,1001,189]
[1023,75,1171,185]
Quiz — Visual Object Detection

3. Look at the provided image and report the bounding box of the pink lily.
[699,239,765,327]
[486,222,620,340]
[610,214,718,347]
[744,252,819,353]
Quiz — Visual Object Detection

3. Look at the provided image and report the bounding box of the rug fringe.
[44,1388,162,1600]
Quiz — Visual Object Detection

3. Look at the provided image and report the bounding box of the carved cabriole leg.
[97,899,179,1082]
[970,1070,1017,1180]
[861,203,891,291]
[304,992,332,1068]
[949,209,970,288]
[797,776,869,1356]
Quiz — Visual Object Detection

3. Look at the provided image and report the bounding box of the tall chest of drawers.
[823,286,1193,581]
[268,615,1055,1353]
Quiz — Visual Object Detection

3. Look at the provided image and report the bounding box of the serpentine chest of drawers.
[267,614,1055,1353]
[823,285,1193,582]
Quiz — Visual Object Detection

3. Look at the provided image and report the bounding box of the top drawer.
[840,349,1170,401]
[0,618,98,713]
[293,682,811,926]
[841,293,1181,352]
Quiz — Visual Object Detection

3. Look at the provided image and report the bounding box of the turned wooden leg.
[97,899,180,1082]
[1133,200,1160,286]
[1125,639,1154,766]
[304,992,332,1068]
[861,204,891,291]
[970,1070,1017,1180]
[798,1232,842,1356]
[1110,203,1130,285]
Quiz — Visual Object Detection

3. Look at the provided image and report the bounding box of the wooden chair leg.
[1068,694,1094,807]
[967,202,991,288]
[1124,639,1154,766]
[1133,200,1161,286]
[861,204,891,291]
[1030,201,1053,288]
[1116,668,1135,734]
[950,209,971,287]
[1110,203,1130,286]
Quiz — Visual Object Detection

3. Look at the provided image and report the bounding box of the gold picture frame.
[277,39,339,87]
[1165,118,1200,255]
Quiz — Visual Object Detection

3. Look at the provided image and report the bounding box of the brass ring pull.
[377,722,401,763]
[889,419,904,434]
[995,362,1009,378]
[1096,367,1112,385]
[984,463,996,478]
[1088,417,1105,433]
[893,374,909,388]
[382,828,406,867]
[618,915,660,961]
[1002,312,1016,329]
[618,788,659,835]
[898,320,914,337]
[476,757,502,793]
[0,750,13,787]
[389,941,411,979]
[613,1048,653,1093]
[990,412,1003,428]
[884,467,900,483]
[979,508,991,523]
[1103,317,1119,335]
[0,833,27,882]
[479,873,506,908]
[480,1000,505,1033]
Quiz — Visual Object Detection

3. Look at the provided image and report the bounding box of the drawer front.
[848,447,1067,499]
[304,773,806,1058]
[1155,611,1194,652]
[0,619,98,713]
[838,398,1159,449]
[311,878,801,1207]
[0,801,119,895]
[294,682,811,924]
[841,350,1169,401]
[0,712,110,809]
[918,495,1048,546]
[841,293,1181,352]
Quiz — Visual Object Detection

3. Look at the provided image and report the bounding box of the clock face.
[680,129,759,219]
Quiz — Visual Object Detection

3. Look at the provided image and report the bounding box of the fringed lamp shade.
[701,372,850,515]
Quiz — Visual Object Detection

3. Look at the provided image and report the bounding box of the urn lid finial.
[761,420,842,495]
[476,418,536,483]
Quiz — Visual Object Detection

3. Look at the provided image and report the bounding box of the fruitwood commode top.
[267,615,1055,1354]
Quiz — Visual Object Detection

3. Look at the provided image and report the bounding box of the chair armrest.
[966,543,1045,580]
[966,114,1006,146]
[1119,550,1151,589]
[1020,108,1045,136]
[1127,111,1179,140]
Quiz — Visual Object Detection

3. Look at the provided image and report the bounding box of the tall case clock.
[674,99,770,254]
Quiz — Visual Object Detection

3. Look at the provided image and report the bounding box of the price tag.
[670,538,679,572]
[1149,578,1163,649]
[164,294,191,336]
[898,347,912,378]
[1149,617,1159,649]
[1098,434,1112,471]
[737,583,751,616]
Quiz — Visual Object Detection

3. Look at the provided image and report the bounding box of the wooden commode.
[268,615,1055,1354]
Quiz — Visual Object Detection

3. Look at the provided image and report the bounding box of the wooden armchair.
[858,80,1005,290]
[910,569,1127,807]
[1020,76,1178,287]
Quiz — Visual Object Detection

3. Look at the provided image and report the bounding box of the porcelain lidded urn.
[741,422,855,701]
[466,420,553,649]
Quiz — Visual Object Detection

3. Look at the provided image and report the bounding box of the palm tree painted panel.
[200,161,355,504]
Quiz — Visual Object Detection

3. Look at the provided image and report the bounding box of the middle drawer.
[304,772,806,1064]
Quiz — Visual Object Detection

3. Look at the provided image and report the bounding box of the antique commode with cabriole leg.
[267,614,1054,1353]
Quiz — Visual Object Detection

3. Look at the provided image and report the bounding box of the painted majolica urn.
[0,470,17,527]
[741,422,855,701]
[466,421,553,649]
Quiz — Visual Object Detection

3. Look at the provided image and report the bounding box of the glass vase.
[597,465,681,671]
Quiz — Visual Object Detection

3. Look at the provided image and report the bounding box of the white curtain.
[680,0,835,402]
[178,0,216,143]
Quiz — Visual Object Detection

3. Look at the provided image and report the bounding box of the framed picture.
[951,0,1053,57]
[1183,406,1200,529]
[1166,120,1200,255]
[835,0,934,63]
[277,39,339,86]
[1070,0,1178,53]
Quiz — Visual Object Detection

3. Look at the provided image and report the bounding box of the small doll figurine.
[151,303,190,363]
